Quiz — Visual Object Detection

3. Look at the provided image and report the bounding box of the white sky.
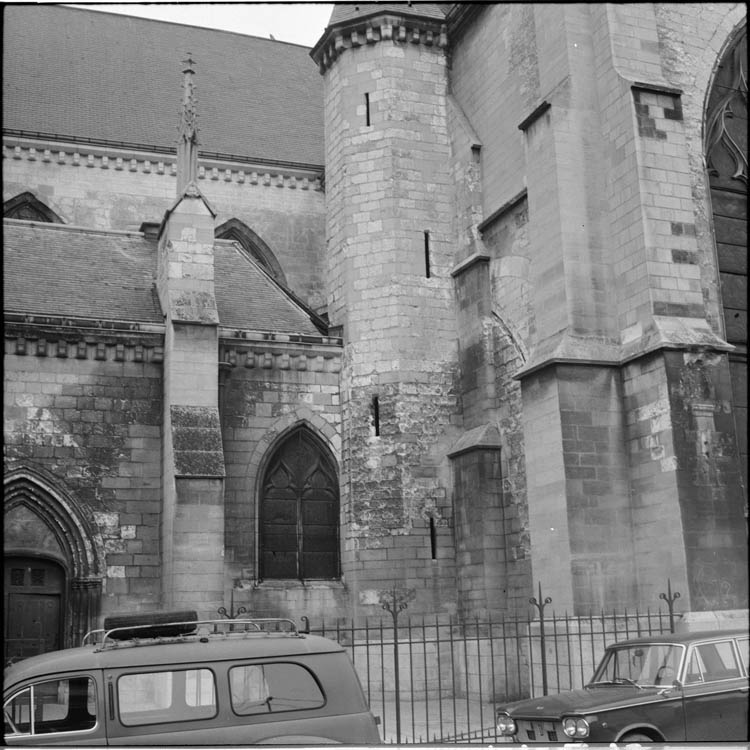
[64,2,335,47]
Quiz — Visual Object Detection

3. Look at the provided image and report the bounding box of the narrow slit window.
[371,395,380,437]
[424,231,431,278]
[365,92,371,126]
[429,517,437,559]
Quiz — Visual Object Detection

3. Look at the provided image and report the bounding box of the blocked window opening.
[424,231,431,278]
[370,396,380,437]
[259,427,340,581]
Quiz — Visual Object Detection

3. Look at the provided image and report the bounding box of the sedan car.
[495,629,748,743]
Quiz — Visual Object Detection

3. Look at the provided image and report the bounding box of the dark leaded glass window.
[4,192,63,223]
[260,428,339,580]
[706,28,747,493]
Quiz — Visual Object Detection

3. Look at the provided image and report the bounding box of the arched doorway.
[4,469,103,661]
[4,556,65,663]
[705,26,748,495]
[259,426,340,581]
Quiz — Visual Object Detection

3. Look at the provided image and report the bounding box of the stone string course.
[4,140,323,191]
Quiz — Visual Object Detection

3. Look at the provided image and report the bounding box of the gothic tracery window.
[4,192,63,223]
[705,26,747,493]
[215,218,287,286]
[259,427,340,581]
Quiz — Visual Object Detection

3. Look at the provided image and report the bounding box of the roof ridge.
[62,4,317,48]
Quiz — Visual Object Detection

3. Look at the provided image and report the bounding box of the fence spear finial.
[659,578,681,633]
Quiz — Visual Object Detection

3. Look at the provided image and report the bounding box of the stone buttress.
[156,58,225,615]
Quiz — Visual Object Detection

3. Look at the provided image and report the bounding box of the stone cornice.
[3,135,324,192]
[4,318,343,372]
[219,329,343,374]
[311,12,448,73]
[4,324,165,364]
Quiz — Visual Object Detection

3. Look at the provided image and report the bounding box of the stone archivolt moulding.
[3,137,323,191]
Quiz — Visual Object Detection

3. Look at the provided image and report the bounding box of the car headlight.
[562,716,590,739]
[496,712,517,736]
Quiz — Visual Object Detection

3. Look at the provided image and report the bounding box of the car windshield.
[589,643,685,688]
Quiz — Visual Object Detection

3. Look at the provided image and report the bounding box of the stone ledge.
[447,423,502,459]
[514,317,734,380]
[676,608,749,633]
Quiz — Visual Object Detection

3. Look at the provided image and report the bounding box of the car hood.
[500,685,665,717]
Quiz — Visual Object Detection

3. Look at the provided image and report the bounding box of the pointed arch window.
[705,26,747,492]
[259,427,340,581]
[4,192,63,223]
[215,219,287,286]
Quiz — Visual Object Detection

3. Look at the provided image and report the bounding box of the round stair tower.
[311,4,460,618]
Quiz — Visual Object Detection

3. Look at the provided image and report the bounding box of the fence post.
[217,585,247,620]
[380,586,415,744]
[658,579,681,633]
[529,582,552,696]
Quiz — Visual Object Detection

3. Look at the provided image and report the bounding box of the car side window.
[229,663,325,715]
[117,668,216,726]
[685,641,741,683]
[737,637,749,674]
[3,677,96,735]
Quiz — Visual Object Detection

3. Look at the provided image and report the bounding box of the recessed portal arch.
[3,468,103,659]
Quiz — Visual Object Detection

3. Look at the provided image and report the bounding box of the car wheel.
[620,731,654,742]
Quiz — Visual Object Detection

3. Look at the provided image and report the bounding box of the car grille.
[516,719,560,743]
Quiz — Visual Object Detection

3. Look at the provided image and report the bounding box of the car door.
[3,672,106,746]
[681,638,748,741]
[103,663,221,745]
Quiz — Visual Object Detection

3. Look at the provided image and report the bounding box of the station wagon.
[3,612,381,745]
[495,629,748,743]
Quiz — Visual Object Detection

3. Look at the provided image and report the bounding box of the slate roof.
[4,221,163,324]
[4,221,323,336]
[214,240,322,335]
[2,4,324,166]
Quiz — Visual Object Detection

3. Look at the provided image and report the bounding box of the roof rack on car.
[81,611,302,650]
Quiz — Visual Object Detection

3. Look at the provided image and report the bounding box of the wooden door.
[4,558,64,663]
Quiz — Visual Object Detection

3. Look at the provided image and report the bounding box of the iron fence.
[309,607,674,743]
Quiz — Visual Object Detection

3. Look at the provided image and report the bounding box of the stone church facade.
[3,3,747,659]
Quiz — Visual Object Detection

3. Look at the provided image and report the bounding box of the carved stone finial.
[177,54,199,196]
